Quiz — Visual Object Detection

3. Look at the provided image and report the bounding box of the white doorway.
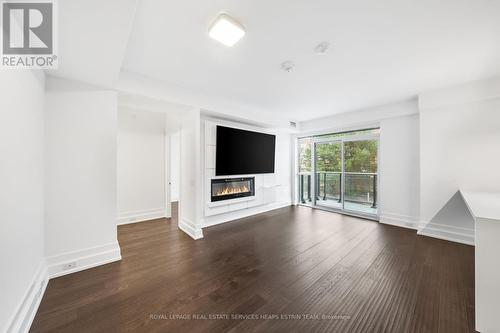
[116,98,183,225]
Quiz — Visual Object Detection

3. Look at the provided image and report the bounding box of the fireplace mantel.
[203,120,290,223]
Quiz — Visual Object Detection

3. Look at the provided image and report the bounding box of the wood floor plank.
[29,205,475,333]
[254,223,391,333]
[408,236,444,333]
[438,241,472,333]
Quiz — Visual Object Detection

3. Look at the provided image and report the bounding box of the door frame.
[306,132,380,220]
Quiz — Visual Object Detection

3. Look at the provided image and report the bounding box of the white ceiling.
[122,0,500,121]
[47,0,138,87]
[52,1,500,122]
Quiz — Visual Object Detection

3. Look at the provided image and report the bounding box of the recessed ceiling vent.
[289,121,297,128]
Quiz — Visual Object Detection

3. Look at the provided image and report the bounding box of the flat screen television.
[215,126,276,176]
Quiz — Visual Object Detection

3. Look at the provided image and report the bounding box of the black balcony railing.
[343,172,377,208]
[298,173,312,203]
[299,172,377,208]
[315,171,342,203]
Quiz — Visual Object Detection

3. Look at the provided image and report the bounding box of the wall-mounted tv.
[215,126,276,176]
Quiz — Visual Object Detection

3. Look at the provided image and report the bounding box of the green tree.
[300,139,377,173]
[299,139,311,172]
[344,141,377,173]
[316,143,341,172]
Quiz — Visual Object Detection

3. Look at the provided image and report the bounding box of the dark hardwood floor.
[30,205,475,333]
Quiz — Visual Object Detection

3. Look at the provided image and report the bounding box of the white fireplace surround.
[202,119,292,227]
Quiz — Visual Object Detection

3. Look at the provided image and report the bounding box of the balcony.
[298,171,378,215]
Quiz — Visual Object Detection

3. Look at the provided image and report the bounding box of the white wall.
[170,131,180,202]
[379,114,420,229]
[418,77,500,243]
[117,107,167,224]
[45,89,121,277]
[420,99,500,222]
[299,99,418,134]
[202,119,293,228]
[178,109,203,239]
[0,70,47,333]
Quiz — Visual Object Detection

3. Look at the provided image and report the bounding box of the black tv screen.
[216,126,276,176]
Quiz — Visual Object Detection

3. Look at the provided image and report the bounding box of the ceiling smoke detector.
[280,60,295,72]
[314,41,330,55]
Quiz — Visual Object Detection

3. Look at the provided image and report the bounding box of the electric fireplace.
[211,177,255,202]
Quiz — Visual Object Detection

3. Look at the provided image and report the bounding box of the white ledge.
[262,184,281,188]
[460,190,500,221]
[207,195,256,207]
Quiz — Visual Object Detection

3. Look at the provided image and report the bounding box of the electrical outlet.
[62,262,77,270]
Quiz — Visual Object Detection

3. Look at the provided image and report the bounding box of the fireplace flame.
[215,184,249,196]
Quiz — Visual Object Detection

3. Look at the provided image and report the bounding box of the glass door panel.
[298,138,312,205]
[314,141,342,210]
[343,139,378,215]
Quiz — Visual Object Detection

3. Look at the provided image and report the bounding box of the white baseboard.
[117,207,168,225]
[6,243,122,333]
[46,241,122,279]
[418,221,475,245]
[179,217,204,240]
[5,262,48,333]
[380,213,475,245]
[202,201,292,229]
[379,212,421,230]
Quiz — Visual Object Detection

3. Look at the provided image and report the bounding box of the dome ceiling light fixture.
[208,13,246,47]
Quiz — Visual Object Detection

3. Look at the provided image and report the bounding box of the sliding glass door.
[299,132,379,218]
[343,138,378,216]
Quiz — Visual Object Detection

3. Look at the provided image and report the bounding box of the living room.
[1,1,500,333]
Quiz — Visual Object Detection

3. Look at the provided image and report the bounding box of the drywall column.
[45,90,121,278]
[378,114,420,229]
[178,109,203,239]
[0,70,46,333]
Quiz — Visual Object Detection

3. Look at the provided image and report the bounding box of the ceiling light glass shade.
[208,14,246,47]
